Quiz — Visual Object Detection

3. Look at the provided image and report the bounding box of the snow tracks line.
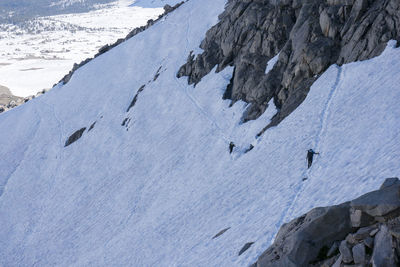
[173,4,231,145]
[271,65,344,242]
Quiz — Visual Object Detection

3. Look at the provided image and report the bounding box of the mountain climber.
[229,142,235,153]
[307,149,319,168]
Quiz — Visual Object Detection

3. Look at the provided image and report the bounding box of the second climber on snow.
[307,149,319,168]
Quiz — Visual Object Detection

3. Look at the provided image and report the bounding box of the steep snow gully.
[1,0,400,266]
[277,65,344,231]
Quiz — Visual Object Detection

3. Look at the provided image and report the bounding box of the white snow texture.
[1,0,400,266]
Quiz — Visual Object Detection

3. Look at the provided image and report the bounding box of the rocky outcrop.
[58,2,185,85]
[0,85,46,114]
[251,177,400,267]
[65,127,86,147]
[178,0,400,133]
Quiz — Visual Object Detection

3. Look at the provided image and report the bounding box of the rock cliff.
[251,178,400,267]
[178,0,400,134]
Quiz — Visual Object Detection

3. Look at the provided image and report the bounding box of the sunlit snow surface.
[132,0,183,8]
[0,0,168,96]
[0,0,400,266]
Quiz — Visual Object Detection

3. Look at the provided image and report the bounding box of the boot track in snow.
[270,65,344,244]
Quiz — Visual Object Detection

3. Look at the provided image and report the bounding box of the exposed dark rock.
[127,85,146,112]
[353,225,377,241]
[153,66,163,81]
[339,240,353,263]
[121,118,130,127]
[364,236,374,249]
[327,241,339,258]
[380,177,400,189]
[254,203,352,266]
[350,180,400,217]
[371,225,397,266]
[345,233,357,246]
[313,254,339,267]
[352,242,366,264]
[350,208,374,228]
[57,1,185,86]
[163,4,174,13]
[244,144,255,153]
[332,255,342,267]
[251,178,400,267]
[65,128,86,147]
[238,242,254,256]
[178,0,400,133]
[88,121,96,131]
[212,227,231,239]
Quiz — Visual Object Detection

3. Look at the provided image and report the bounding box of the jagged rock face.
[251,202,353,267]
[251,177,400,267]
[178,0,400,131]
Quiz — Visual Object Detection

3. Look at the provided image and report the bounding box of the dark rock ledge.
[251,177,400,267]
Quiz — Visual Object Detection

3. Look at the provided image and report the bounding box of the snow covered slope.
[0,0,114,22]
[132,0,183,8]
[1,0,400,266]
[0,0,168,96]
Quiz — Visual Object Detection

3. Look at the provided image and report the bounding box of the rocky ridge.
[251,177,400,267]
[0,85,46,114]
[178,0,400,134]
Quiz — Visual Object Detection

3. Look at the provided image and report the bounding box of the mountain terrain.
[0,0,400,266]
[0,0,181,97]
[0,0,115,23]
[252,177,400,266]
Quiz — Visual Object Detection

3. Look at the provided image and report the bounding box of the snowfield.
[0,0,400,266]
[0,0,176,97]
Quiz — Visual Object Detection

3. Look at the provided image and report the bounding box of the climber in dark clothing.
[229,142,235,154]
[307,149,319,168]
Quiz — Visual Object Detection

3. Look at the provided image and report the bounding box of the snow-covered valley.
[1,0,400,266]
[0,0,181,97]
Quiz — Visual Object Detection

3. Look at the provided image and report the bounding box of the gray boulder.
[339,240,353,263]
[327,241,339,257]
[380,177,400,190]
[352,243,366,264]
[371,225,397,266]
[253,203,352,267]
[351,179,400,217]
[350,208,374,228]
[251,178,400,267]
